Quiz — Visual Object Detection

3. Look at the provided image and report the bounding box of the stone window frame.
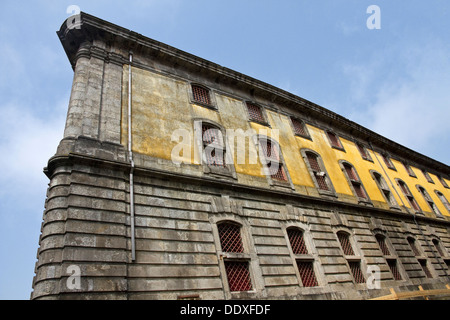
[282,223,326,288]
[369,170,401,210]
[300,148,337,199]
[254,134,295,190]
[210,215,265,299]
[395,179,422,215]
[406,235,436,279]
[381,153,397,171]
[416,184,443,218]
[334,228,368,287]
[325,130,345,152]
[188,83,218,110]
[245,101,270,127]
[355,142,373,162]
[193,119,237,180]
[339,160,373,206]
[289,116,312,141]
[435,190,450,214]
[372,232,408,282]
[421,169,434,184]
[402,162,417,178]
[437,175,450,189]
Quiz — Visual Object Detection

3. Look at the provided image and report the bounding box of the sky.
[0,0,449,300]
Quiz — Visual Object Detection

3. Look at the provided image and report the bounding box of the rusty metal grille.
[349,261,365,284]
[344,164,359,181]
[260,139,279,161]
[398,181,411,196]
[306,153,320,171]
[218,223,244,253]
[407,237,420,256]
[270,164,287,181]
[246,102,265,123]
[202,125,225,167]
[357,144,369,160]
[408,196,420,212]
[376,235,391,256]
[296,261,318,287]
[292,118,307,136]
[287,228,308,255]
[315,173,329,191]
[419,259,432,278]
[202,124,222,146]
[337,232,355,256]
[306,153,329,191]
[327,131,342,148]
[432,239,445,257]
[387,259,402,280]
[352,182,367,199]
[224,261,252,291]
[192,85,212,105]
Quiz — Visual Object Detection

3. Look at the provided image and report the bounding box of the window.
[342,162,370,202]
[403,162,416,178]
[287,228,319,287]
[246,102,267,124]
[382,154,396,170]
[337,231,365,284]
[375,234,402,281]
[202,123,225,167]
[397,180,421,213]
[422,169,434,184]
[356,143,372,161]
[417,185,442,217]
[290,117,311,139]
[438,175,449,189]
[435,190,450,213]
[407,236,433,279]
[191,84,213,106]
[258,137,291,185]
[432,239,445,258]
[371,171,398,208]
[302,150,335,197]
[217,222,252,292]
[326,131,344,150]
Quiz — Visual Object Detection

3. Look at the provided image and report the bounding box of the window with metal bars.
[342,163,368,200]
[218,222,244,253]
[326,131,344,150]
[407,237,421,257]
[192,84,213,106]
[287,228,308,255]
[246,102,266,124]
[432,239,445,257]
[382,154,396,170]
[224,261,252,292]
[202,124,225,167]
[403,162,416,178]
[337,231,355,256]
[356,143,371,161]
[418,259,433,278]
[398,180,421,213]
[376,235,391,256]
[348,261,365,284]
[296,261,319,287]
[435,191,450,213]
[372,171,398,207]
[305,152,330,192]
[291,117,310,139]
[387,259,402,281]
[259,138,288,182]
[422,169,434,184]
[417,186,442,217]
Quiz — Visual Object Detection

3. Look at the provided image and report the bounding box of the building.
[31,12,450,300]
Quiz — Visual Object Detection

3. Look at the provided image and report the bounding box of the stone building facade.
[31,13,450,300]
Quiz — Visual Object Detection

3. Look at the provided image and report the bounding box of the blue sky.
[0,0,449,299]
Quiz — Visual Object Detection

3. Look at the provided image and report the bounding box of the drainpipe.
[128,51,136,262]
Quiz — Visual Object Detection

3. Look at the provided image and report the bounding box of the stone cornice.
[57,12,450,176]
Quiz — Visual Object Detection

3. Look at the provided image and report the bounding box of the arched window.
[417,185,442,217]
[341,162,369,202]
[326,130,344,150]
[301,149,336,197]
[217,221,252,292]
[286,227,318,287]
[397,180,421,213]
[202,123,225,167]
[290,117,311,139]
[407,236,433,279]
[435,190,450,214]
[375,234,402,280]
[337,231,365,284]
[371,171,398,208]
[257,137,293,188]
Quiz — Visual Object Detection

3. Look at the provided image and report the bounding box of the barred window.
[296,261,319,287]
[246,102,266,123]
[287,228,308,255]
[398,180,421,213]
[259,138,288,182]
[202,124,225,167]
[218,222,244,253]
[375,234,391,256]
[419,259,433,278]
[356,143,371,161]
[306,152,330,191]
[382,154,396,170]
[224,261,252,291]
[376,234,403,281]
[422,169,434,184]
[432,239,445,257]
[192,85,212,106]
[343,163,368,199]
[337,231,355,256]
[349,261,365,284]
[372,171,398,207]
[326,131,344,150]
[403,162,416,177]
[418,186,442,217]
[387,259,402,281]
[435,191,450,213]
[291,117,310,138]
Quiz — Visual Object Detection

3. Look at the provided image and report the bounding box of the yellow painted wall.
[122,66,450,218]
